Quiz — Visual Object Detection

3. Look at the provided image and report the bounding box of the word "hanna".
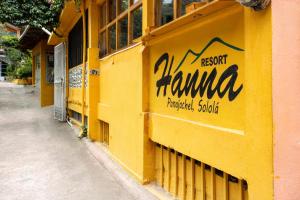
[154,53,243,101]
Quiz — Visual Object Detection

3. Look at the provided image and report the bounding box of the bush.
[16,65,32,79]
[6,65,17,79]
[0,31,32,80]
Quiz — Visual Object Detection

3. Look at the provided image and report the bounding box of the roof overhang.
[4,23,21,32]
[48,1,81,45]
[19,26,49,50]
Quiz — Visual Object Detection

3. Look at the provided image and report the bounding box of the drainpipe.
[81,0,87,128]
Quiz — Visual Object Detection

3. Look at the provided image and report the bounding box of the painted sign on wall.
[149,10,245,131]
[154,37,243,115]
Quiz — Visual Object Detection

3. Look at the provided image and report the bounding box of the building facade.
[45,0,300,199]
[19,27,55,107]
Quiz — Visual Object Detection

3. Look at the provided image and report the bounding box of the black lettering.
[216,64,243,101]
[201,58,206,66]
[223,54,228,64]
[155,53,173,96]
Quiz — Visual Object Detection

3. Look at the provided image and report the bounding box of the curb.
[82,138,159,200]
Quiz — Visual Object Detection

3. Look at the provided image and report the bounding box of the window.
[119,17,128,48]
[119,0,128,13]
[108,25,116,52]
[156,0,206,26]
[68,17,83,68]
[68,10,89,67]
[132,6,142,40]
[46,53,54,84]
[71,110,82,122]
[99,31,106,58]
[99,0,143,58]
[85,9,89,62]
[158,0,174,26]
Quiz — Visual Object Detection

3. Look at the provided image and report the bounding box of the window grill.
[155,143,248,200]
[71,110,82,122]
[100,120,110,146]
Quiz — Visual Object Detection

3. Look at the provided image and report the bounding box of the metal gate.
[54,43,66,121]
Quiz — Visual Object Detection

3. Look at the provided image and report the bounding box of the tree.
[0,0,65,30]
[0,33,31,79]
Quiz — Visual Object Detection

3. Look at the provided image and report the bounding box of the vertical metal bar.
[173,0,178,19]
[103,122,106,144]
[107,123,109,145]
[239,179,244,200]
[107,123,109,144]
[81,1,86,127]
[155,0,161,26]
[175,151,178,196]
[224,173,229,200]
[200,163,205,200]
[127,0,132,44]
[105,122,107,144]
[102,122,104,143]
[65,38,69,103]
[211,167,216,200]
[191,158,195,200]
[177,0,182,17]
[100,121,103,142]
[116,0,119,49]
[167,148,171,192]
[160,145,164,187]
[105,0,109,54]
[116,21,119,49]
[182,155,186,200]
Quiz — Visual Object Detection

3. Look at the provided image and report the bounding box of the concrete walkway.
[0,82,143,200]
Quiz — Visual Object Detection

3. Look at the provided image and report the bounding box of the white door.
[54,43,66,121]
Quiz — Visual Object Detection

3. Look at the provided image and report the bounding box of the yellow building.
[19,27,55,107]
[47,0,275,199]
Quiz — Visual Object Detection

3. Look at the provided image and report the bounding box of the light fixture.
[237,0,271,11]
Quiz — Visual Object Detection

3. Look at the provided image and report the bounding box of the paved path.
[0,82,137,200]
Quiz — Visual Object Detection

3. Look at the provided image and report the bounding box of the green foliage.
[0,35,18,48]
[16,57,32,78]
[78,125,87,139]
[0,34,32,79]
[16,65,32,78]
[6,65,16,79]
[5,47,22,64]
[0,0,65,30]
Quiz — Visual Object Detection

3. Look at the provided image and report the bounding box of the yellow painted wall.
[98,45,147,181]
[147,5,272,200]
[32,40,54,107]
[68,86,88,115]
[48,0,273,199]
[68,87,82,112]
[60,1,89,122]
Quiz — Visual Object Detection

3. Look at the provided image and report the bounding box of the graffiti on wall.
[154,37,244,115]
